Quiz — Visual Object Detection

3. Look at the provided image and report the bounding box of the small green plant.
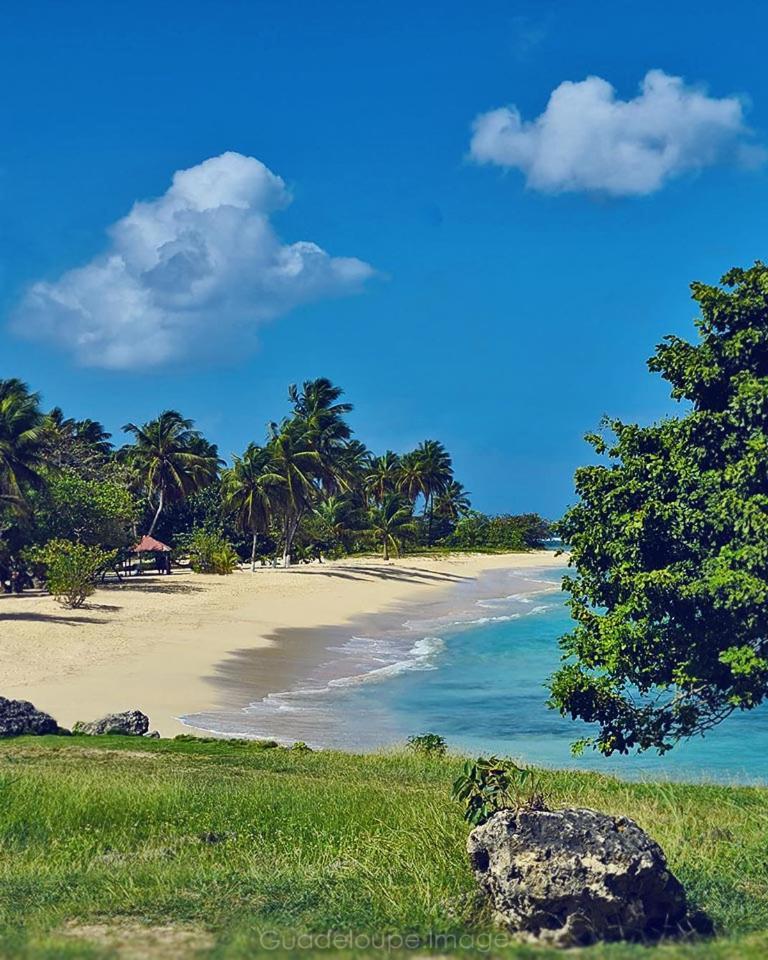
[451,756,546,825]
[291,741,313,752]
[407,733,447,756]
[31,539,115,609]
[186,530,240,575]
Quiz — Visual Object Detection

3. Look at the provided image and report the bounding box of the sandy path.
[0,552,564,736]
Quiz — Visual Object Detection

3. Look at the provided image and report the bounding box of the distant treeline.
[1,376,550,586]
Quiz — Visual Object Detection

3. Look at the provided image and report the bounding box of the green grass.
[0,735,766,958]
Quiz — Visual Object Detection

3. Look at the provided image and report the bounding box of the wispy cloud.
[470,70,764,196]
[12,152,374,369]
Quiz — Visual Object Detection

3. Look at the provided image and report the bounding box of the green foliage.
[407,732,447,756]
[451,756,544,825]
[449,511,550,550]
[0,378,45,512]
[186,529,240,575]
[552,262,768,756]
[120,410,221,537]
[33,472,136,549]
[31,538,115,608]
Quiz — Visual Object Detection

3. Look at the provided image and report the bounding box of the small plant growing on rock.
[407,733,447,756]
[452,756,546,825]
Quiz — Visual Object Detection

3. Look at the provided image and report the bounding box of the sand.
[0,551,564,737]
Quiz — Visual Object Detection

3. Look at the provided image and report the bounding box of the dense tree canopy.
[551,263,768,755]
[1,372,545,594]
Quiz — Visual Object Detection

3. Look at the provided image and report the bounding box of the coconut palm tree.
[413,440,453,544]
[222,444,275,571]
[433,480,471,524]
[397,450,424,504]
[42,407,113,473]
[121,411,220,536]
[313,495,358,556]
[367,493,416,560]
[290,378,354,493]
[263,419,321,567]
[0,379,46,512]
[365,451,401,505]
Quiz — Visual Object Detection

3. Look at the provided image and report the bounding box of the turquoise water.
[187,561,768,784]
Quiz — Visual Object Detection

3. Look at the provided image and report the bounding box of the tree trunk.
[283,516,291,568]
[382,536,389,561]
[251,531,257,572]
[148,487,164,536]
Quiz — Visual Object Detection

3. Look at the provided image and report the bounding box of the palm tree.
[0,379,46,512]
[433,480,471,525]
[42,407,112,473]
[222,444,275,571]
[367,493,416,560]
[413,440,454,544]
[263,420,321,567]
[313,495,358,556]
[365,451,401,505]
[289,378,354,494]
[121,411,220,536]
[397,450,424,504]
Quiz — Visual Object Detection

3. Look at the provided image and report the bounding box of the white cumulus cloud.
[13,152,374,368]
[469,69,763,196]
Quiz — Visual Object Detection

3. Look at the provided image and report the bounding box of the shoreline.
[0,551,564,737]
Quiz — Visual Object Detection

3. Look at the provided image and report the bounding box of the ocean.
[183,561,768,784]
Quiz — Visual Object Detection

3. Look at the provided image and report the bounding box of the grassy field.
[0,735,766,959]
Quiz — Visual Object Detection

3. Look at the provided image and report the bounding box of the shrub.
[32,539,115,609]
[407,733,447,756]
[186,530,240,575]
[451,756,546,825]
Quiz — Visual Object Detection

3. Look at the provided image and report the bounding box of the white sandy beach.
[0,551,563,737]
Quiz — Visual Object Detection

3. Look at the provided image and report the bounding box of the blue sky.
[2,0,768,517]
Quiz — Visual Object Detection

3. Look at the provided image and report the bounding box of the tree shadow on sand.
[285,564,468,584]
[0,610,110,625]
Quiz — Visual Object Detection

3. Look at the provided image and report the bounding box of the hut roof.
[131,535,171,553]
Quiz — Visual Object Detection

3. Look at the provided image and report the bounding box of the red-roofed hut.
[130,535,172,574]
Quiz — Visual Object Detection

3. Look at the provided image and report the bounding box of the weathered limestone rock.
[0,697,59,737]
[467,807,697,947]
[73,710,149,736]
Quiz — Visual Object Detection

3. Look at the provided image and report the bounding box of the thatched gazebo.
[130,535,172,574]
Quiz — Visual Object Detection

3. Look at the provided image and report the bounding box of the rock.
[73,710,149,736]
[144,730,160,739]
[0,697,59,737]
[467,807,697,947]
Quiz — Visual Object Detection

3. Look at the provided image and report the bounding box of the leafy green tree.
[0,379,46,512]
[551,263,768,756]
[367,493,416,560]
[34,472,136,550]
[222,444,276,571]
[121,410,221,536]
[32,539,115,608]
[186,529,239,575]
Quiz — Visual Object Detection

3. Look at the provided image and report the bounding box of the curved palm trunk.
[251,531,257,572]
[147,487,164,537]
[382,535,389,561]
